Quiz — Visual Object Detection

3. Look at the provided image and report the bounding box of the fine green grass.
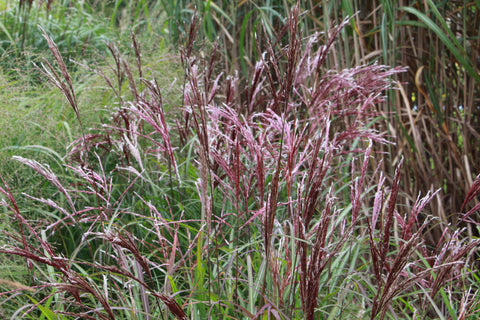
[1,1,479,319]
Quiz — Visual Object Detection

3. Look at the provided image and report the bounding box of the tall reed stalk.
[1,2,479,319]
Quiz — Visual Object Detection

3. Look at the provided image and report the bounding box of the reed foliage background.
[0,0,479,319]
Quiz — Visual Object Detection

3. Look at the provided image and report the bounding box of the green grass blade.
[202,0,216,41]
[247,254,254,315]
[439,287,458,320]
[110,0,124,28]
[0,19,16,53]
[401,6,480,83]
[381,13,389,65]
[209,2,234,25]
[239,10,255,76]
[426,0,468,57]
[25,295,59,320]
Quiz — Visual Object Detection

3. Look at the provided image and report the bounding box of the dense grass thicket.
[1,1,479,319]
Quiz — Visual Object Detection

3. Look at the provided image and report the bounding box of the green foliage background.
[0,1,479,319]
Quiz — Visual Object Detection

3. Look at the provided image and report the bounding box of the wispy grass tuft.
[1,2,479,319]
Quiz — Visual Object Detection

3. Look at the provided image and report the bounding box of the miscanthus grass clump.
[1,5,479,320]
